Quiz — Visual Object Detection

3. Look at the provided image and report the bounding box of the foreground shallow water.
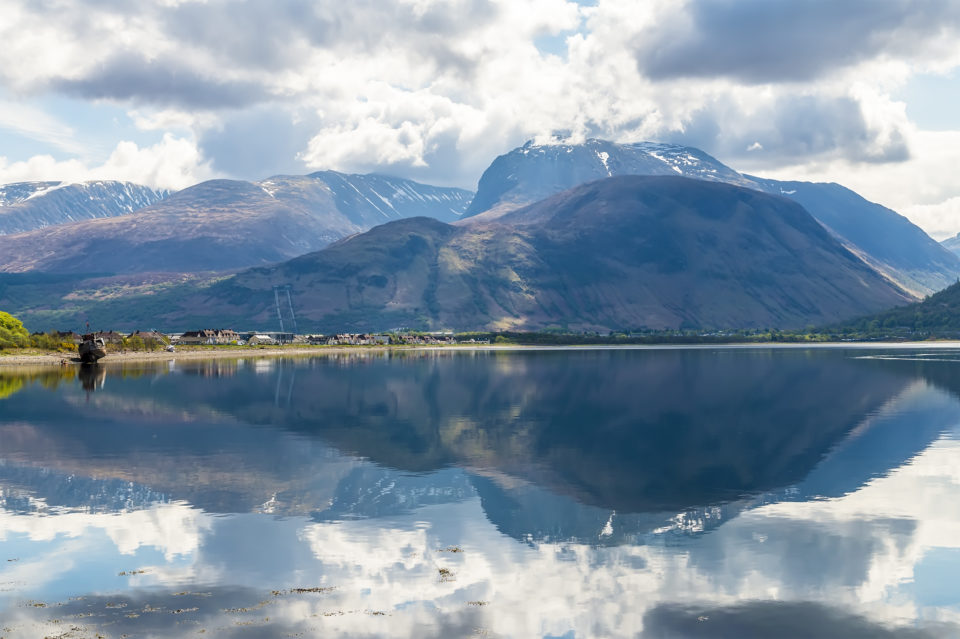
[1,346,960,637]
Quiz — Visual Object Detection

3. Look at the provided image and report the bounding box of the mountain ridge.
[73,175,911,333]
[0,172,474,275]
[0,180,170,235]
[941,232,960,256]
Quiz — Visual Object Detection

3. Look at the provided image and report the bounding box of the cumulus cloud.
[0,134,215,190]
[299,88,504,186]
[0,0,959,232]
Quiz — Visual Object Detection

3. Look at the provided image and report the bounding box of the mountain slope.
[304,170,472,224]
[941,233,960,256]
[462,139,960,296]
[0,180,170,235]
[0,181,60,206]
[746,177,960,298]
[130,175,911,332]
[0,179,334,273]
[0,172,473,274]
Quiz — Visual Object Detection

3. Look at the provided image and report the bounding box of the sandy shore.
[4,340,960,368]
[0,346,396,367]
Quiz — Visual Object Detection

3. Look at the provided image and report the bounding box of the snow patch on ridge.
[596,150,612,176]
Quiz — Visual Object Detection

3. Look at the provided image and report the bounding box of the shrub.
[0,311,29,349]
[26,331,78,352]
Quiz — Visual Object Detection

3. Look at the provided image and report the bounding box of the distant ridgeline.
[0,180,169,235]
[0,139,956,333]
[0,173,473,274]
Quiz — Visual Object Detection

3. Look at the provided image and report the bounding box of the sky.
[1,0,960,237]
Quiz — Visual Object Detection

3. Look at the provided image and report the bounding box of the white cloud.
[904,198,960,241]
[0,0,959,233]
[0,500,212,561]
[0,134,216,190]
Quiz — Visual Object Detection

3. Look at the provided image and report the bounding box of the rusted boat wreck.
[79,333,107,364]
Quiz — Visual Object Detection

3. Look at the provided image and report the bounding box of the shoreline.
[0,345,395,368]
[4,340,960,368]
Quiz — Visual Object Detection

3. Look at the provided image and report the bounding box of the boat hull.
[79,336,107,363]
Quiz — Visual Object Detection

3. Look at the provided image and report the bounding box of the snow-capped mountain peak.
[0,180,171,235]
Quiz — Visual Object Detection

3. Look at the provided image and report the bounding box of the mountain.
[941,232,960,256]
[0,172,473,274]
[111,175,911,332]
[462,139,960,297]
[0,180,170,235]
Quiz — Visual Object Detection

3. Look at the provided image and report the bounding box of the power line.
[285,286,298,336]
[273,287,285,334]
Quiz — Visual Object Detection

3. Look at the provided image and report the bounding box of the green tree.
[0,311,29,349]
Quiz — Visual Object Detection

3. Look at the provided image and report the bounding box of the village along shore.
[0,325,481,367]
[0,341,500,368]
[0,344,386,367]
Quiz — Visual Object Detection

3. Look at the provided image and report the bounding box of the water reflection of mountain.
[252,349,924,511]
[0,462,166,514]
[793,380,960,500]
[0,368,363,514]
[313,466,475,521]
[1,349,958,543]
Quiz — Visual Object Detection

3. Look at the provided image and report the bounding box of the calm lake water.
[2,346,960,638]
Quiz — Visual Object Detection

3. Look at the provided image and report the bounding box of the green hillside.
[837,280,960,338]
